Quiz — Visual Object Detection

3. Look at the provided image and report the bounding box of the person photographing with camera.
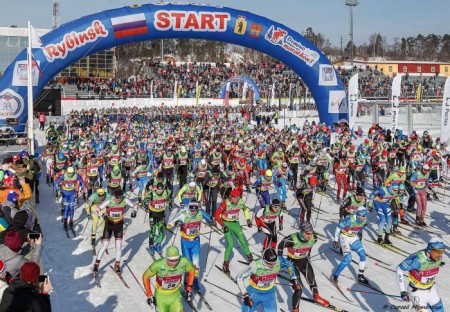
[0,230,42,279]
[0,261,52,312]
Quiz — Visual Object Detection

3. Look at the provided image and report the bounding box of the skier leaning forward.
[396,237,445,312]
[143,245,196,312]
[277,221,330,311]
[92,189,138,273]
[166,200,212,292]
[236,248,300,312]
[215,188,253,274]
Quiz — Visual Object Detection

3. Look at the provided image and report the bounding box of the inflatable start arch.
[219,76,261,101]
[0,3,348,131]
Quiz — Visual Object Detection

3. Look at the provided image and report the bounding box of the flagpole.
[27,20,35,155]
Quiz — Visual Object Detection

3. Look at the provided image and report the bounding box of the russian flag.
[111,13,148,39]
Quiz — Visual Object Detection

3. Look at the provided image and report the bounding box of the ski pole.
[309,247,331,260]
[204,279,243,298]
[171,225,179,246]
[81,218,91,236]
[125,262,146,296]
[348,288,402,298]
[314,191,324,228]
[202,227,214,280]
[143,208,148,224]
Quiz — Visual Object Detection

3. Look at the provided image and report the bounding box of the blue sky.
[2,0,449,47]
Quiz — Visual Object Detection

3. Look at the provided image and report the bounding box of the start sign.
[154,10,230,32]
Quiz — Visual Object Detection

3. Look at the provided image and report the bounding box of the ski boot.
[358,272,370,285]
[63,218,68,229]
[416,217,423,226]
[420,217,427,226]
[330,274,339,284]
[222,261,230,274]
[113,261,121,274]
[69,220,74,228]
[247,253,254,263]
[155,243,163,255]
[391,225,401,235]
[148,245,156,255]
[400,217,409,225]
[377,234,383,244]
[93,260,100,274]
[384,233,392,245]
[433,193,439,200]
[427,193,432,201]
[313,293,330,307]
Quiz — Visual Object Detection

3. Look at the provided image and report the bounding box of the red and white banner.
[348,73,359,129]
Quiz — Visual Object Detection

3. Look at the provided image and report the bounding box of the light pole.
[345,0,359,67]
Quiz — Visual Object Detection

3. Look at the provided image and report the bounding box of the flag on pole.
[173,80,178,104]
[390,74,402,142]
[29,25,44,77]
[242,82,248,101]
[348,73,359,130]
[440,77,450,143]
[177,83,182,106]
[224,82,230,106]
[271,82,275,106]
[416,83,422,103]
[196,80,201,105]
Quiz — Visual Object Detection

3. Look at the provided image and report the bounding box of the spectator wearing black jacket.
[0,261,52,312]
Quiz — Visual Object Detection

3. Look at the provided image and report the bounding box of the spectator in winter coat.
[0,230,42,278]
[0,211,31,245]
[0,262,52,312]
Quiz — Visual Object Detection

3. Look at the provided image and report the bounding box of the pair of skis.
[146,247,163,262]
[64,224,77,238]
[92,264,130,289]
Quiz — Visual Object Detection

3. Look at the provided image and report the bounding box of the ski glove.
[146,297,156,307]
[333,241,339,249]
[243,293,254,307]
[131,211,137,218]
[279,223,283,231]
[102,214,108,222]
[185,290,192,302]
[223,225,229,233]
[291,278,301,291]
[400,291,410,302]
[246,220,252,228]
[87,213,92,220]
[257,226,262,233]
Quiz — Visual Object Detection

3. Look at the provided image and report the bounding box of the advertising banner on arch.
[440,77,450,144]
[390,74,402,141]
[0,3,347,131]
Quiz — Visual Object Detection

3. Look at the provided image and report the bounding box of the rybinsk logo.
[44,20,109,62]
[154,10,230,32]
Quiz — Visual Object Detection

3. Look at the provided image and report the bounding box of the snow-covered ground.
[32,121,450,312]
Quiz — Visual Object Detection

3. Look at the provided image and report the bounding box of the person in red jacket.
[38,113,46,131]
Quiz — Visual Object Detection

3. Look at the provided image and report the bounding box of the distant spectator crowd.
[48,61,447,100]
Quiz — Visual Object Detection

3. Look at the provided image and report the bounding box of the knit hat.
[20,262,40,284]
[5,230,23,252]
[7,191,19,203]
[0,260,6,279]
